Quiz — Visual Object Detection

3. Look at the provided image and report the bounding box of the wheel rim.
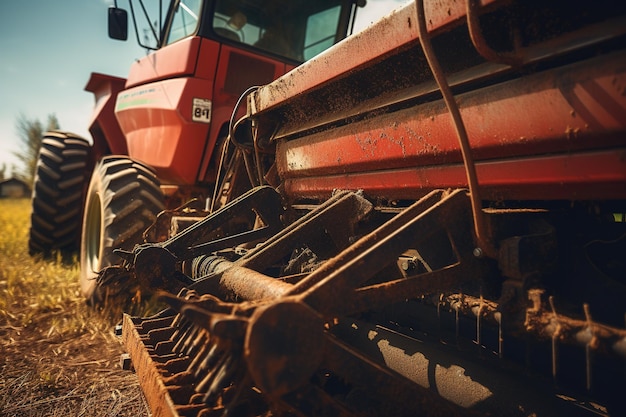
[84,191,102,275]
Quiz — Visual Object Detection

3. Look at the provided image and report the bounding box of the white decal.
[192,98,212,123]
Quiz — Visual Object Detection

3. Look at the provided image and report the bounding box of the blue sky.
[0,1,145,173]
[0,0,408,176]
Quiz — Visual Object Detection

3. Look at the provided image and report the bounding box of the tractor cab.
[103,0,365,188]
[110,0,363,63]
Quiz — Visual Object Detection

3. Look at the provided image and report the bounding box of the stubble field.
[0,198,149,417]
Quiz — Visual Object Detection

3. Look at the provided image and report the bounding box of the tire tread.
[79,156,164,301]
[29,131,91,256]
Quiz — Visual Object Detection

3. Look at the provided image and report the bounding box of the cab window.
[211,0,346,62]
[303,6,341,60]
[165,0,203,45]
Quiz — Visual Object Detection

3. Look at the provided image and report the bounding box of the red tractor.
[29,0,626,415]
[28,0,366,301]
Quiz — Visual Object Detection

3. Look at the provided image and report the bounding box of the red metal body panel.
[276,51,626,201]
[84,72,127,156]
[116,36,289,185]
[125,37,201,88]
[196,43,290,182]
[280,150,626,202]
[251,0,626,203]
[253,0,496,115]
[115,77,213,185]
[114,38,221,185]
[194,39,222,81]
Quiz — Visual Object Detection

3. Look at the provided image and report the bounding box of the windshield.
[164,0,203,45]
[212,0,348,62]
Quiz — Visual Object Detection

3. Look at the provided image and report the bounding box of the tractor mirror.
[108,7,128,41]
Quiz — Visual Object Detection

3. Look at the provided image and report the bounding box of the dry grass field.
[0,198,150,416]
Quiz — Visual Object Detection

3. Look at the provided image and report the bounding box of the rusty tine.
[222,374,251,417]
[172,321,196,354]
[185,338,212,373]
[168,314,192,345]
[194,342,222,378]
[180,325,202,356]
[583,303,595,392]
[195,350,229,395]
[437,293,443,343]
[452,294,460,349]
[204,354,238,404]
[494,311,503,359]
[474,295,484,348]
[158,291,202,344]
[183,327,208,358]
[549,296,561,384]
[150,316,190,356]
[182,325,205,356]
[170,310,185,328]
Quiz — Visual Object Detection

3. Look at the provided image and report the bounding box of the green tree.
[13,113,60,185]
[0,163,6,181]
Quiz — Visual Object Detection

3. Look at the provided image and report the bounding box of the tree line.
[0,113,60,184]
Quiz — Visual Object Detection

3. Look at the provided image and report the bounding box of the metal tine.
[169,318,193,349]
[182,322,202,351]
[168,289,196,325]
[222,373,252,417]
[494,311,503,359]
[158,292,210,354]
[179,304,248,342]
[158,294,205,353]
[185,337,213,374]
[146,311,186,347]
[181,305,248,383]
[168,313,186,337]
[159,291,243,357]
[549,296,561,385]
[161,290,237,315]
[203,353,240,404]
[186,326,210,357]
[172,321,197,354]
[180,325,208,358]
[154,311,191,343]
[194,342,222,379]
[186,329,219,377]
[164,310,185,330]
[159,289,250,396]
[151,314,191,356]
[195,350,230,395]
[582,303,594,392]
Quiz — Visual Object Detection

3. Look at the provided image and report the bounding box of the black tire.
[80,156,164,302]
[29,131,91,256]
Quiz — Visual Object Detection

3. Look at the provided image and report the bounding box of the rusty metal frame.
[112,186,284,293]
[293,189,479,317]
[122,186,486,416]
[122,313,181,417]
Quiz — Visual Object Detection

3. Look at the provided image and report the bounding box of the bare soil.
[0,304,150,417]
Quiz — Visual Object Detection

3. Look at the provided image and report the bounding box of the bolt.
[473,247,484,258]
[120,353,134,371]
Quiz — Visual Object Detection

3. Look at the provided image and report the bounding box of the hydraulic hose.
[414,0,497,258]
